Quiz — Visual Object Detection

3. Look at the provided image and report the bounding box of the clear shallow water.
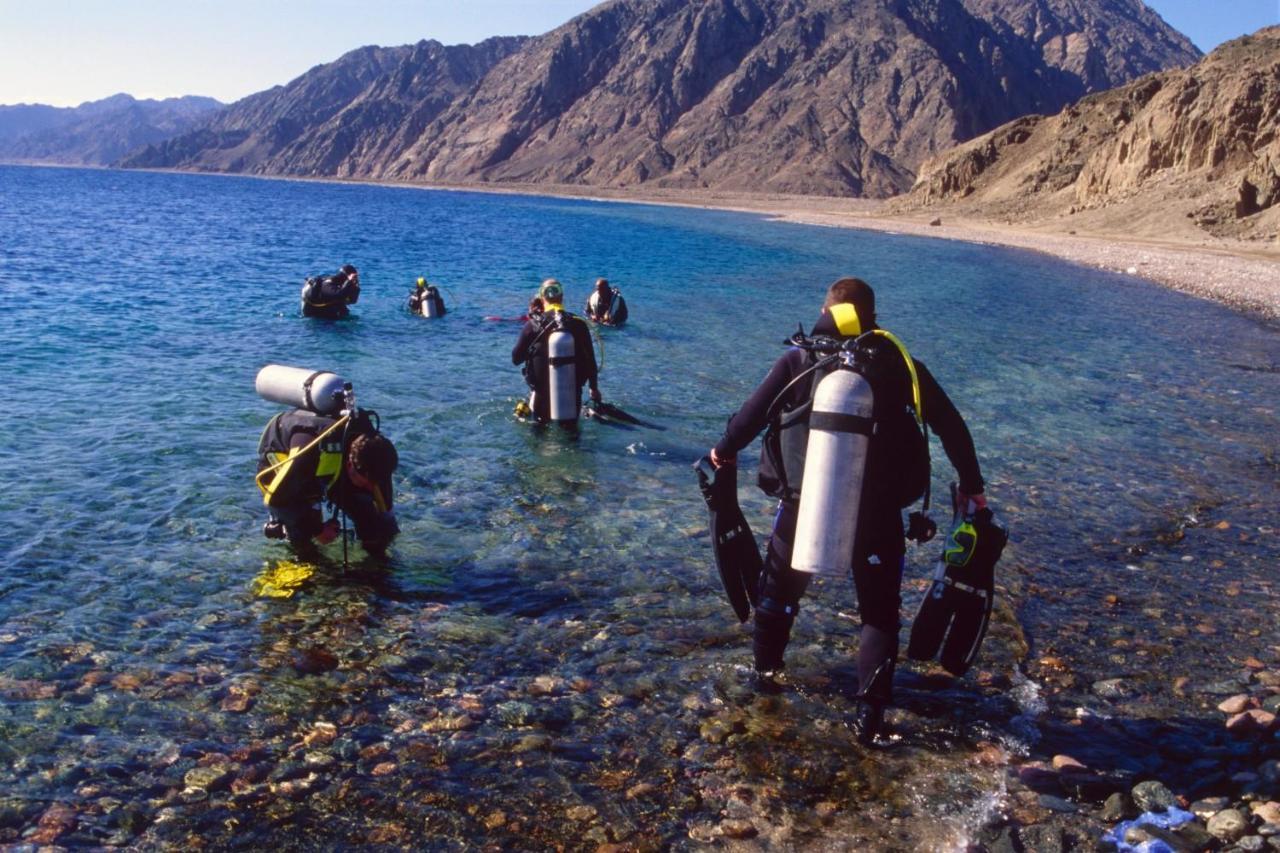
[1,165,1278,847]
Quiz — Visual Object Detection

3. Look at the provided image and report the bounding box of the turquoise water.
[1,165,1278,847]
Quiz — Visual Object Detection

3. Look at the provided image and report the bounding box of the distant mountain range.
[116,0,1199,197]
[0,94,223,165]
[901,26,1280,242]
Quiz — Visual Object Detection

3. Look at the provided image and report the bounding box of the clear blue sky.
[0,0,1275,107]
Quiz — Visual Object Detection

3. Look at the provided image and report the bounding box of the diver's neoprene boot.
[752,606,793,673]
[853,700,884,746]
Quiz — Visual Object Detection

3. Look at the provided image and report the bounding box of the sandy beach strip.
[410,181,1280,325]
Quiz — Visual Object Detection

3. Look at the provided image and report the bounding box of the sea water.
[1,165,1277,847]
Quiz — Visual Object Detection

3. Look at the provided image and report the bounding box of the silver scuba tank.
[421,291,441,318]
[255,364,347,416]
[791,366,875,574]
[547,323,577,422]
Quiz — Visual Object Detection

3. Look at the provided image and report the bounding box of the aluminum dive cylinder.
[421,292,441,318]
[255,364,347,416]
[791,367,875,574]
[547,327,578,422]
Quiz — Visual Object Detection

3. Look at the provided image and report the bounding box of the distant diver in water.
[408,277,447,317]
[512,279,601,425]
[704,276,989,745]
[301,264,361,319]
[254,365,399,559]
[584,278,628,326]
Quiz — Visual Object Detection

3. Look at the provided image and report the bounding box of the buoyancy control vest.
[256,409,386,510]
[759,331,929,510]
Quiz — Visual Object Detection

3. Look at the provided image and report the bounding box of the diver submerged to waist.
[511,278,603,428]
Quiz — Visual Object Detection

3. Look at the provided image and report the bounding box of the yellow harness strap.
[255,415,350,505]
[868,329,924,425]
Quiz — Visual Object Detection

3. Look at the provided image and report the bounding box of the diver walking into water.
[408,277,447,317]
[301,264,361,319]
[254,365,399,558]
[512,279,602,425]
[704,277,988,744]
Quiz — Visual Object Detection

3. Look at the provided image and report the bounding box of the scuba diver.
[408,277,447,317]
[584,278,628,326]
[704,277,987,744]
[512,279,601,425]
[301,264,361,319]
[255,365,399,558]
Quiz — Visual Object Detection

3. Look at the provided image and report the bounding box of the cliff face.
[0,95,222,165]
[121,0,1199,197]
[905,27,1280,242]
[124,38,528,175]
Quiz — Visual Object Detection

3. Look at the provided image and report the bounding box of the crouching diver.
[408,277,447,317]
[511,279,601,425]
[706,277,986,744]
[301,264,361,319]
[254,365,399,558]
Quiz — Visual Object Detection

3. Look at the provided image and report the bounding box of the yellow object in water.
[513,399,532,418]
[252,559,317,599]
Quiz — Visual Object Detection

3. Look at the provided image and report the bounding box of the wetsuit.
[257,409,398,554]
[585,289,628,326]
[511,308,598,422]
[302,273,360,319]
[713,313,983,701]
[409,288,446,316]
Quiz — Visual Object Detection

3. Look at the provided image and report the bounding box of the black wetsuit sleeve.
[512,321,538,365]
[572,318,598,385]
[714,349,804,458]
[917,359,984,495]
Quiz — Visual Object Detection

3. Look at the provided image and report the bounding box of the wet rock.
[565,804,597,822]
[371,761,397,776]
[1221,694,1254,714]
[719,819,758,840]
[1017,762,1061,793]
[1239,835,1267,851]
[483,810,506,830]
[1192,796,1230,818]
[1207,808,1248,842]
[514,734,550,753]
[494,701,536,727]
[1253,802,1280,824]
[1052,754,1087,772]
[1131,780,1178,812]
[1093,678,1132,698]
[1103,792,1136,821]
[303,751,336,771]
[1228,709,1278,736]
[1019,823,1064,852]
[219,684,255,713]
[292,646,339,674]
[268,761,310,783]
[29,802,77,844]
[183,765,233,792]
[529,675,565,696]
[1264,695,1280,715]
[625,782,657,800]
[1173,820,1214,849]
[302,721,338,748]
[1039,794,1078,813]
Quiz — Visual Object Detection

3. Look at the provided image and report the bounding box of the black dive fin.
[907,506,1007,676]
[694,457,762,623]
[593,402,665,431]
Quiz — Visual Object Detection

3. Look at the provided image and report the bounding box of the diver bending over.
[257,408,399,558]
[708,277,987,743]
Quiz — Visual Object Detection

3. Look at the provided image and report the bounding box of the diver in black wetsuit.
[302,264,361,319]
[257,408,399,557]
[408,277,447,316]
[707,276,987,743]
[512,279,601,423]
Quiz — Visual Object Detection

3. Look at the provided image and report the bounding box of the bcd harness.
[759,326,932,511]
[255,409,389,513]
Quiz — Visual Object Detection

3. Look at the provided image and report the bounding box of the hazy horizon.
[1,0,1275,109]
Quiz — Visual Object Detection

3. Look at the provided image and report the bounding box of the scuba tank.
[421,288,442,318]
[546,314,578,422]
[255,364,347,416]
[791,355,875,575]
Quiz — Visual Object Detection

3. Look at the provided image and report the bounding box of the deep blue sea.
[1,165,1278,848]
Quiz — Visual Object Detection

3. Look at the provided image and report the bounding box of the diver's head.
[347,432,398,493]
[341,264,358,278]
[416,277,426,290]
[822,277,877,334]
[539,278,564,307]
[594,278,610,294]
[528,296,545,315]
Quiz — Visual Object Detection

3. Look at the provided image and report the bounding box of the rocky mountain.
[123,0,1199,197]
[903,26,1280,242]
[0,94,222,165]
[124,38,529,175]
